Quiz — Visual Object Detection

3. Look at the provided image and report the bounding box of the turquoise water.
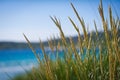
[0,48,65,80]
[0,49,39,80]
[0,48,99,80]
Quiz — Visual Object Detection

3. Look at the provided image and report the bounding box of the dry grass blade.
[40,39,49,65]
[23,34,40,63]
[98,0,116,79]
[109,6,113,30]
[70,37,79,61]
[50,16,67,48]
[109,6,120,63]
[98,0,105,22]
[71,3,88,46]
[94,20,98,37]
[50,16,61,31]
[68,17,83,53]
[48,38,54,52]
[68,17,79,32]
[40,40,54,80]
[86,32,92,59]
[99,45,103,79]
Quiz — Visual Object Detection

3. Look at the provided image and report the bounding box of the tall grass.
[13,0,120,80]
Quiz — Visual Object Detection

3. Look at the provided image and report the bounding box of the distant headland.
[0,30,120,50]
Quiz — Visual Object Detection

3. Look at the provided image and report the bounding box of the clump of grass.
[13,0,120,80]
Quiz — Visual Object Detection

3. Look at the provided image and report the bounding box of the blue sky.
[0,0,120,42]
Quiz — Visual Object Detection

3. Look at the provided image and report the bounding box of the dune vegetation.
[13,0,120,80]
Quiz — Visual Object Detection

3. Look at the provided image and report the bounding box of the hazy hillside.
[0,29,119,50]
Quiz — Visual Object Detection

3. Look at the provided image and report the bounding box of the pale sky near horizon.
[0,0,120,42]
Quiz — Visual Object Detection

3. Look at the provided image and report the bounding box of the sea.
[0,48,65,80]
[0,49,39,80]
[0,48,99,80]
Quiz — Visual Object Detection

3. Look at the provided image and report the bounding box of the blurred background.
[0,0,120,80]
[0,0,119,42]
